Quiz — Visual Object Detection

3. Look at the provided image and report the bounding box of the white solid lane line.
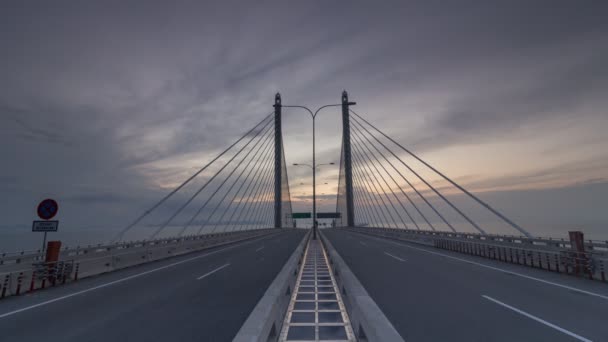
[255,246,265,252]
[355,232,608,301]
[384,252,406,262]
[482,295,593,342]
[196,263,231,280]
[0,233,282,319]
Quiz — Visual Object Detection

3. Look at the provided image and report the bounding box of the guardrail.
[320,231,405,342]
[0,228,281,299]
[1,229,280,267]
[345,227,608,283]
[233,231,309,342]
[355,226,608,253]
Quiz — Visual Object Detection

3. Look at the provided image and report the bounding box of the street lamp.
[293,162,335,239]
[283,99,355,239]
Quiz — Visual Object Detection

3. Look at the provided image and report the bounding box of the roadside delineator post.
[569,231,586,276]
[1,274,9,298]
[29,271,36,292]
[15,272,23,295]
[74,262,80,281]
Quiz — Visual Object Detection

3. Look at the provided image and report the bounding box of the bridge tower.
[341,91,356,227]
[274,93,282,228]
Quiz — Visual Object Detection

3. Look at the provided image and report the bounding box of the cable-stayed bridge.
[1,92,607,342]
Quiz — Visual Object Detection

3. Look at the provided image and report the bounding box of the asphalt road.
[0,229,306,342]
[323,229,608,342]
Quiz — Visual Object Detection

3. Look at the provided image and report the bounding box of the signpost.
[32,221,59,232]
[34,199,59,251]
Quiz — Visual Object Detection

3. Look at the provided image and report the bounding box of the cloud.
[1,1,608,246]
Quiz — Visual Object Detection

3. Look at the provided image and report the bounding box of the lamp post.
[282,97,356,239]
[293,162,334,239]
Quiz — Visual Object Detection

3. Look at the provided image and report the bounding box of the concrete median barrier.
[320,231,405,342]
[233,231,310,342]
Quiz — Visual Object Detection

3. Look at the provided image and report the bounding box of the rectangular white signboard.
[32,220,59,232]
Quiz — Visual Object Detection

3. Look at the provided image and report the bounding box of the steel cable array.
[113,113,294,242]
[336,110,532,237]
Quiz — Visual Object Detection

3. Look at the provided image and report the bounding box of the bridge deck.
[323,229,608,342]
[280,239,354,341]
[0,230,305,342]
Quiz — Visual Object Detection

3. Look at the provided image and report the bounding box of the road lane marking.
[197,263,230,280]
[384,252,406,262]
[256,246,265,252]
[359,241,367,246]
[482,295,593,342]
[351,232,608,301]
[0,232,285,319]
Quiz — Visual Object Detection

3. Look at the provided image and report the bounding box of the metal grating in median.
[279,239,355,341]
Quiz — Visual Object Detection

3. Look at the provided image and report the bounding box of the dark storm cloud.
[402,41,608,152]
[1,1,607,242]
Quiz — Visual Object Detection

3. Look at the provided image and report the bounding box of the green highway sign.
[317,212,341,219]
[291,212,312,219]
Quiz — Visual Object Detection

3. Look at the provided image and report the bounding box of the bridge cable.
[352,115,455,232]
[335,142,346,227]
[351,114,484,234]
[351,132,414,230]
[351,140,409,229]
[241,157,274,231]
[351,118,438,231]
[151,117,272,238]
[351,125,422,230]
[222,140,275,232]
[209,133,275,233]
[111,113,273,242]
[252,171,275,229]
[241,158,274,229]
[352,162,389,228]
[351,144,400,228]
[153,118,272,239]
[237,156,274,231]
[351,110,530,237]
[235,155,275,231]
[353,167,386,228]
[281,137,295,228]
[352,176,375,226]
[351,158,391,228]
[180,123,273,236]
[195,124,274,235]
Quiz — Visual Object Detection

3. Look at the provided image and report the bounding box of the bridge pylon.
[274,93,282,228]
[341,91,356,227]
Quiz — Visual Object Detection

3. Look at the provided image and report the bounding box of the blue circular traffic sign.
[37,199,58,220]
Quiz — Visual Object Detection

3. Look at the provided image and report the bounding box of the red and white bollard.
[15,272,23,295]
[74,263,80,281]
[1,274,9,299]
[29,271,37,292]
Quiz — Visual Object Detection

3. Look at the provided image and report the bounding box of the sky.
[1,1,608,248]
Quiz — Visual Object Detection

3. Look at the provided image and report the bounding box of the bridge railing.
[0,229,275,267]
[432,238,605,281]
[353,226,608,253]
[344,227,608,283]
[0,228,281,299]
